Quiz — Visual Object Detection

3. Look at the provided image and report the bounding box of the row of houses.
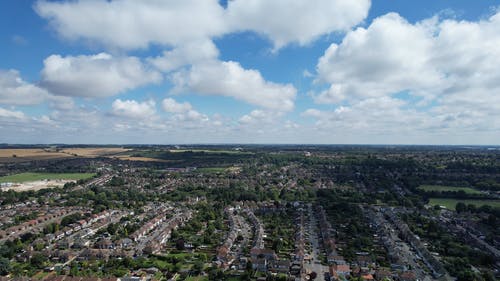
[383,208,446,278]
[245,208,265,249]
[291,207,306,277]
[142,209,193,255]
[0,207,86,241]
[1,275,141,281]
[130,205,170,242]
[216,207,240,267]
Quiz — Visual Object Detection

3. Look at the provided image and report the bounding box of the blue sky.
[0,0,499,144]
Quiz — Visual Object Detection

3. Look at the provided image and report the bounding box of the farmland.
[169,149,252,154]
[0,149,72,163]
[417,185,483,194]
[111,155,171,162]
[428,198,500,209]
[60,147,130,157]
[0,172,95,183]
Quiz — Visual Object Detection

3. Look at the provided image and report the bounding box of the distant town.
[0,145,498,281]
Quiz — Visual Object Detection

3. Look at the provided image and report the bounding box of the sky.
[0,0,499,145]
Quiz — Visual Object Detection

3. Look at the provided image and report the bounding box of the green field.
[418,185,482,194]
[429,198,500,209]
[0,172,95,183]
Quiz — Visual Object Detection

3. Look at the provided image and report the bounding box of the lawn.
[429,198,500,209]
[418,185,482,194]
[185,277,208,281]
[0,172,95,183]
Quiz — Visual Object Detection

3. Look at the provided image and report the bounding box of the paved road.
[303,204,329,280]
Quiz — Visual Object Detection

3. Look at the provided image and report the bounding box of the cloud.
[162,98,192,113]
[40,53,161,97]
[111,99,156,119]
[0,70,51,105]
[239,109,282,125]
[148,39,219,72]
[35,0,227,50]
[162,97,207,123]
[35,0,370,51]
[0,107,26,119]
[226,0,371,49]
[315,13,443,103]
[172,60,296,111]
[314,11,500,107]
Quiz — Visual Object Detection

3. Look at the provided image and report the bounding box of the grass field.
[185,277,208,281]
[0,172,95,183]
[429,198,500,209]
[418,185,482,194]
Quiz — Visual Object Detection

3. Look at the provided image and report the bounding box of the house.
[357,255,374,267]
[375,269,393,281]
[118,238,133,249]
[95,238,114,249]
[250,248,277,261]
[273,260,291,274]
[398,271,416,281]
[362,274,375,281]
[290,261,302,275]
[333,264,351,275]
[328,254,346,265]
[216,245,229,261]
[252,258,268,272]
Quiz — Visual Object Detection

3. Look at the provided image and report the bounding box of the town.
[0,145,498,281]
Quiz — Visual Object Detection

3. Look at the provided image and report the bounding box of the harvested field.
[112,155,170,162]
[0,149,72,163]
[60,147,131,157]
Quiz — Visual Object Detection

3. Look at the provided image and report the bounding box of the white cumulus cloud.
[226,0,371,49]
[40,53,161,97]
[172,60,296,112]
[111,99,156,119]
[162,98,193,113]
[314,11,500,107]
[35,0,370,51]
[0,69,51,105]
[35,0,227,50]
[148,40,219,72]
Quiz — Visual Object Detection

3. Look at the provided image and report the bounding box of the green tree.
[0,258,11,275]
[30,252,47,269]
[455,202,467,213]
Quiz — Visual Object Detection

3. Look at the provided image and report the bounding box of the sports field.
[417,185,482,194]
[429,198,500,209]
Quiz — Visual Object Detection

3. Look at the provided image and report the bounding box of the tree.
[455,202,467,213]
[193,261,204,274]
[0,258,10,275]
[176,238,185,250]
[30,252,47,269]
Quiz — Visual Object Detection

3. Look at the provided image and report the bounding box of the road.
[303,204,329,280]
